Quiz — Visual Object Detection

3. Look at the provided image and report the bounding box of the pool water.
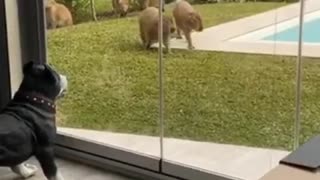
[263,18,320,43]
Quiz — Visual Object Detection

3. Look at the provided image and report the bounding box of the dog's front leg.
[11,163,38,178]
[35,147,64,180]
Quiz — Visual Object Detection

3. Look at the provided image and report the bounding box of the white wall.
[5,0,23,96]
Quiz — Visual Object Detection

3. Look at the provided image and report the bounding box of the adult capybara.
[112,0,130,17]
[142,0,165,12]
[139,7,175,53]
[45,0,73,29]
[173,0,203,50]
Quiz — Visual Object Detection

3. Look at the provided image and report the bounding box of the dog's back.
[0,112,34,166]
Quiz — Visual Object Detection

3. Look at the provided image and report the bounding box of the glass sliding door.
[161,0,300,179]
[44,0,161,171]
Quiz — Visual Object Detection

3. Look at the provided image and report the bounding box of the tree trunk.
[90,0,97,21]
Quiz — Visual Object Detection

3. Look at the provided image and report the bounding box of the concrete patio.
[59,127,290,180]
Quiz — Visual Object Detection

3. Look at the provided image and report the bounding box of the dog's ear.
[44,64,59,83]
[23,61,45,76]
[23,61,34,75]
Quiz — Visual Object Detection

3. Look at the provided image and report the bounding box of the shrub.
[56,0,92,23]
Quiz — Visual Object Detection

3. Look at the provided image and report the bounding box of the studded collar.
[13,92,56,113]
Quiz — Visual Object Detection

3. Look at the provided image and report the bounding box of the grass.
[48,2,320,151]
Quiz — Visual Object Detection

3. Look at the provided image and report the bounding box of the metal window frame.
[1,0,237,180]
[0,0,11,110]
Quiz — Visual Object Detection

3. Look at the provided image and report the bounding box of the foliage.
[56,0,92,22]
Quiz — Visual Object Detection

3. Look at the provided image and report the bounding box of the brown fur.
[139,7,175,53]
[45,0,73,29]
[173,0,203,50]
[112,0,130,17]
[142,0,165,12]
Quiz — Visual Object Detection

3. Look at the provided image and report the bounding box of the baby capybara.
[139,7,175,53]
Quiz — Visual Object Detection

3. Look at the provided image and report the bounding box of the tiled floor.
[0,158,135,180]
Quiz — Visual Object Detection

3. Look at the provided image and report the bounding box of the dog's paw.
[49,171,65,180]
[11,163,38,178]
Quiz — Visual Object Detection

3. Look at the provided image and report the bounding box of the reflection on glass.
[46,0,160,158]
[163,0,299,179]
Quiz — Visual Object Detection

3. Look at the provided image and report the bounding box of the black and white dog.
[0,61,67,180]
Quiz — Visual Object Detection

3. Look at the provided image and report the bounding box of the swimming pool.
[263,18,320,43]
[230,10,320,44]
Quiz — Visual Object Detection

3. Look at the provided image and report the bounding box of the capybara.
[139,7,175,53]
[45,0,73,29]
[173,0,203,50]
[112,0,130,17]
[217,0,246,2]
[142,0,165,12]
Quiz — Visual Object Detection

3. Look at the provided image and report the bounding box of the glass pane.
[46,0,160,161]
[300,0,320,148]
[163,0,299,179]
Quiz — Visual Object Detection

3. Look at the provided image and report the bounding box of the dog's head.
[19,61,68,101]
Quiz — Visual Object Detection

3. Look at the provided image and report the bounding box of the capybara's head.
[164,16,176,34]
[119,0,129,17]
[188,12,203,32]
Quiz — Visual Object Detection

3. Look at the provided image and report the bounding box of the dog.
[45,0,73,29]
[139,7,175,53]
[0,61,68,180]
[173,0,203,50]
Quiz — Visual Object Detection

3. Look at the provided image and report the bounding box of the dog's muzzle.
[58,74,68,98]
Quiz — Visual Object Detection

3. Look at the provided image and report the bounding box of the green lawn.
[48,2,320,151]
